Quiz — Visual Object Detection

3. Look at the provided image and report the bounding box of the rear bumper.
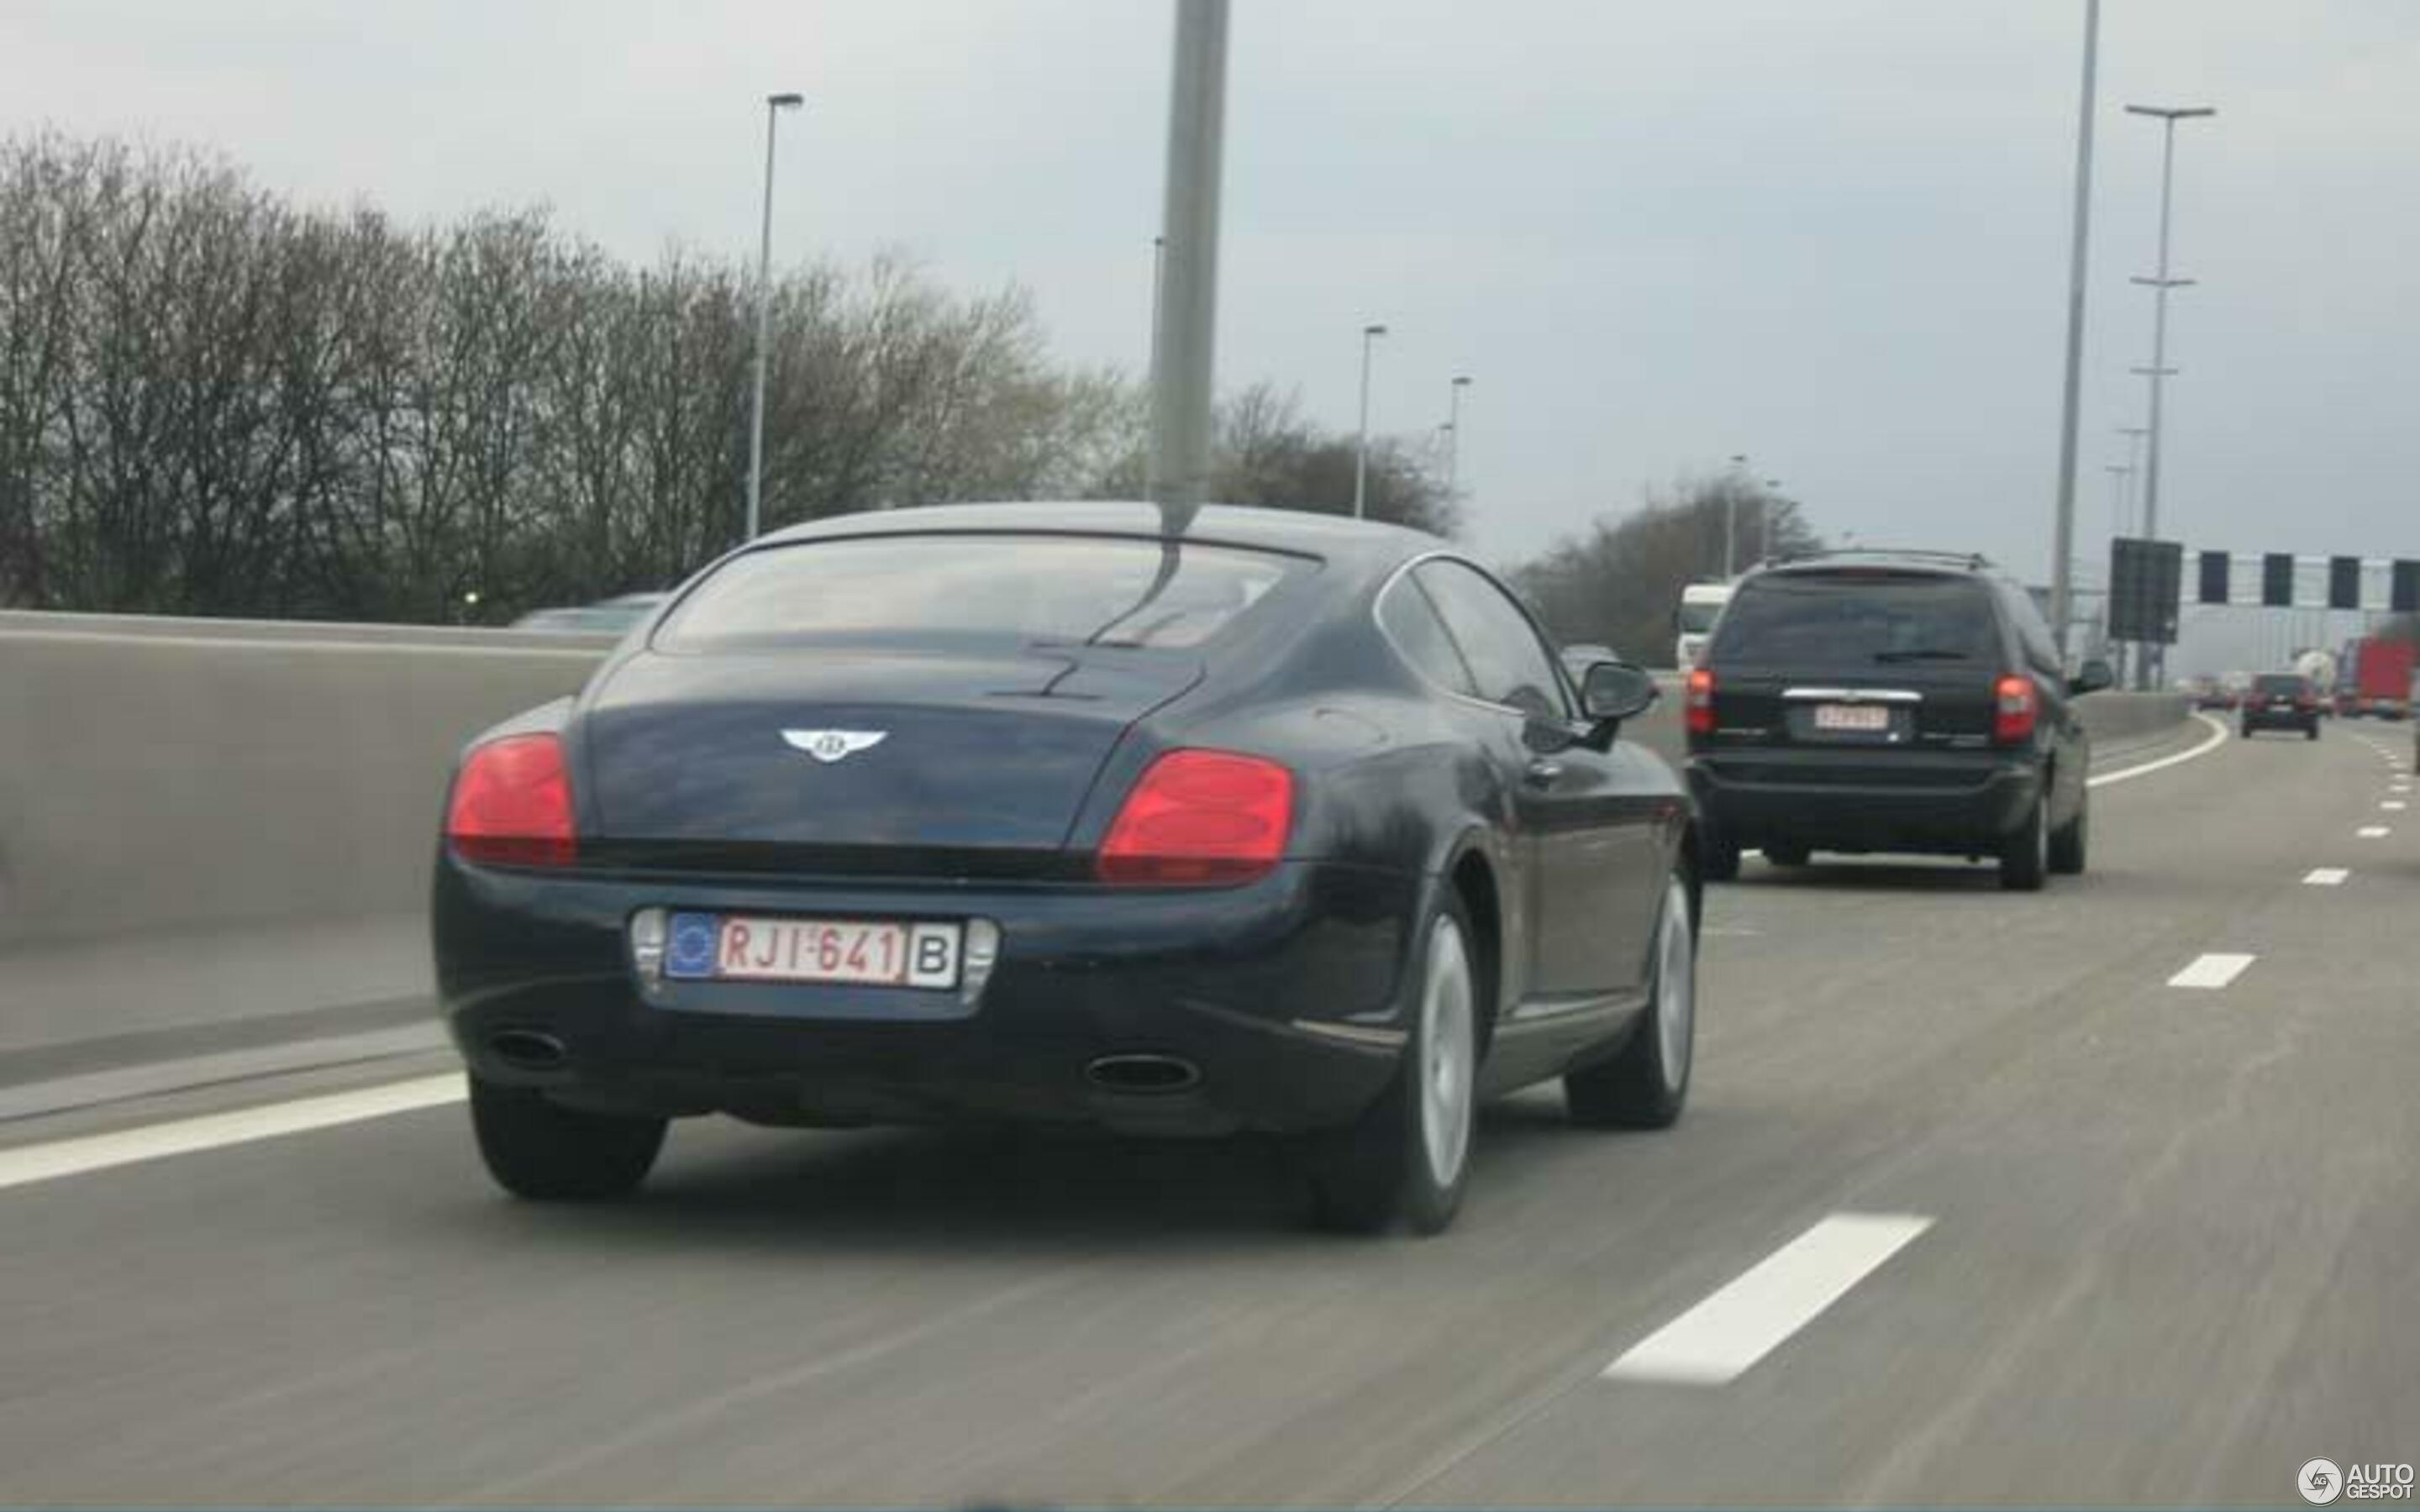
[2241,705,2318,730]
[434,856,1420,1137]
[1685,747,2043,854]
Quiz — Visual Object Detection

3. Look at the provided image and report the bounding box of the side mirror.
[2071,658,2115,696]
[1581,660,1660,724]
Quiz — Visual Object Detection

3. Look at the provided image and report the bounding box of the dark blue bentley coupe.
[435,502,1700,1234]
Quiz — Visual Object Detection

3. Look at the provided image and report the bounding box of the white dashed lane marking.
[2359,827,2391,839]
[2169,953,2256,990]
[1602,1213,1935,1386]
[2304,869,2351,886]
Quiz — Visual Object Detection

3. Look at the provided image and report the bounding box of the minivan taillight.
[445,733,576,867]
[1685,668,1717,737]
[1993,675,2039,745]
[1098,749,1293,886]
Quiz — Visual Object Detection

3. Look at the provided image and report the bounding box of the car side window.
[1413,560,1572,720]
[1996,580,2061,677]
[1377,575,1478,697]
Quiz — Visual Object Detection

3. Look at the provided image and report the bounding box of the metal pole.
[1352,323,1386,519]
[2049,0,2101,663]
[1148,0,1230,512]
[1762,478,1783,564]
[1445,375,1471,504]
[2116,426,2148,533]
[1144,235,1166,500]
[1725,454,1748,578]
[2126,103,2215,689]
[747,92,802,543]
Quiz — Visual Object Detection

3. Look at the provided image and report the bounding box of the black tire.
[1566,870,1695,1130]
[2239,722,2253,739]
[470,1074,666,1201]
[1701,826,1742,883]
[1762,841,1810,868]
[2000,795,2049,892]
[2307,722,2320,741]
[2048,790,2088,875]
[1308,891,1481,1236]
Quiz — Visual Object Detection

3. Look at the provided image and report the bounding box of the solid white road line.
[1602,1213,1933,1386]
[2304,869,2351,886]
[0,1074,464,1194]
[2360,826,2391,839]
[2088,712,2231,790]
[2169,953,2256,990]
[2385,801,2408,811]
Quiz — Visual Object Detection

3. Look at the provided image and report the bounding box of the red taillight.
[1993,675,2039,744]
[1097,749,1293,886]
[1685,668,1717,737]
[445,733,576,867]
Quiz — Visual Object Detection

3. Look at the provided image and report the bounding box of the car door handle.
[1523,759,1565,788]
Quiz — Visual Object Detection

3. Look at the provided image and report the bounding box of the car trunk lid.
[574,647,1201,872]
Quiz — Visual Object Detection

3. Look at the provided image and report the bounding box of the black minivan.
[1683,551,2113,890]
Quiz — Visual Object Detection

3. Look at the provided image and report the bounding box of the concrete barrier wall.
[0,612,614,949]
[0,613,2196,953]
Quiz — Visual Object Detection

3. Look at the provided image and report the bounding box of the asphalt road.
[2,715,2413,1507]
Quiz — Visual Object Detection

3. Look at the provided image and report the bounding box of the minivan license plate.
[1813,703,1891,732]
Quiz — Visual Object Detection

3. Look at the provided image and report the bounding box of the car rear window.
[1676,600,1725,634]
[2254,675,2307,695]
[1709,571,2002,667]
[653,533,1305,653]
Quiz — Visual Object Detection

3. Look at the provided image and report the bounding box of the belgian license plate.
[1813,703,1891,732]
[663,912,961,989]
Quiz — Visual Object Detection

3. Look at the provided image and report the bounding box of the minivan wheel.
[470,1075,666,1200]
[1702,827,1742,883]
[2048,790,2088,875]
[2000,795,2049,892]
[1566,871,1695,1130]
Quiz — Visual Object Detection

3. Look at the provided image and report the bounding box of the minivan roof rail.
[1770,548,1994,570]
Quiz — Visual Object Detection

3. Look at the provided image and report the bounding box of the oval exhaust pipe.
[1085,1053,1201,1094]
[489,1029,570,1072]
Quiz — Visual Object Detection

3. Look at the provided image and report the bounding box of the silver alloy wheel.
[1420,915,1476,1191]
[1655,876,1694,1094]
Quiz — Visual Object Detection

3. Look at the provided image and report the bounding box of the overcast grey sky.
[7,0,2418,664]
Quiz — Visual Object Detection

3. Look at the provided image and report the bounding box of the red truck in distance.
[2338,637,2416,720]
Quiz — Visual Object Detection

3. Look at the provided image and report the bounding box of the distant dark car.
[435,503,1702,1235]
[2194,685,2240,712]
[2240,673,2320,739]
[1683,550,2112,891]
[511,592,668,635]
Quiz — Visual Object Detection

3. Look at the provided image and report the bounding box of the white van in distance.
[1675,580,1734,669]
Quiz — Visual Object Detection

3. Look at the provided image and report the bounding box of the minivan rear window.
[655,533,1304,653]
[2253,674,2307,695]
[1709,572,2000,666]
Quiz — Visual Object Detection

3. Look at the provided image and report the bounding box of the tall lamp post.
[2048,0,2103,660]
[1352,323,1388,519]
[1444,375,1473,503]
[1723,454,1749,578]
[2126,102,2217,689]
[1760,477,1784,564]
[746,91,805,543]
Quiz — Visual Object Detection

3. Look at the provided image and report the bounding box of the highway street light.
[1724,454,1749,578]
[2049,0,2103,661]
[2125,102,2217,687]
[1445,375,1473,506]
[745,91,805,543]
[1353,323,1388,520]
